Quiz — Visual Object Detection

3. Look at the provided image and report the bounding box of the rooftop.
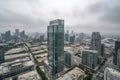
[57,67,85,80]
[105,67,120,76]
[83,50,98,54]
[18,70,40,80]
[0,60,33,74]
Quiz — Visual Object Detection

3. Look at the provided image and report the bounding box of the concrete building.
[0,60,34,80]
[82,50,98,69]
[47,19,64,80]
[113,41,120,65]
[91,32,101,56]
[64,50,75,67]
[57,67,85,80]
[104,67,120,80]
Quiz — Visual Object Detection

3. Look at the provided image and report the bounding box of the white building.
[104,67,120,80]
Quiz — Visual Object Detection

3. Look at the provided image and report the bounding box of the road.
[24,43,42,80]
[92,56,113,80]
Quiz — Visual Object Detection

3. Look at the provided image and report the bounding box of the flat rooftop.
[5,47,26,55]
[0,60,33,74]
[106,67,120,76]
[57,67,85,80]
[83,50,98,54]
[18,70,40,80]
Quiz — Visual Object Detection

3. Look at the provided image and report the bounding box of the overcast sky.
[0,0,120,34]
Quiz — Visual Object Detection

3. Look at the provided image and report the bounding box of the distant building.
[82,50,98,69]
[47,19,64,80]
[113,41,120,65]
[101,44,105,57]
[5,30,11,41]
[0,45,4,64]
[64,30,69,41]
[117,49,120,68]
[64,50,75,67]
[79,33,84,40]
[40,35,44,42]
[69,35,75,44]
[91,32,101,56]
[104,67,120,80]
[15,29,20,37]
[1,33,5,41]
[20,30,25,38]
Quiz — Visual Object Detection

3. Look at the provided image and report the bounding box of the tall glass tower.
[47,19,64,80]
[91,32,101,56]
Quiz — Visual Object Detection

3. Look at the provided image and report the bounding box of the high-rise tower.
[47,19,64,80]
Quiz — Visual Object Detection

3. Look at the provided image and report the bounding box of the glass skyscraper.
[47,19,64,79]
[113,41,120,65]
[91,32,101,56]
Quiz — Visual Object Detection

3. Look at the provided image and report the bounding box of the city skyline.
[0,0,120,34]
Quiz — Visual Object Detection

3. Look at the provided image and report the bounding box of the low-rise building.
[104,67,120,80]
[57,67,85,80]
[82,50,98,69]
[0,60,34,79]
[64,50,75,67]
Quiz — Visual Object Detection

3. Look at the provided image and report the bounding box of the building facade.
[104,67,120,80]
[117,49,120,68]
[113,41,120,65]
[101,44,105,57]
[82,50,98,69]
[0,45,4,64]
[91,32,101,56]
[64,30,69,41]
[64,50,75,67]
[47,19,64,80]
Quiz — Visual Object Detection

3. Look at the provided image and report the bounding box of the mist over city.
[0,0,120,80]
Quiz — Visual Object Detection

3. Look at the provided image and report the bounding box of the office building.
[113,41,120,65]
[47,19,64,80]
[1,33,5,41]
[91,32,101,56]
[40,35,44,42]
[104,67,120,80]
[101,44,105,57]
[117,49,120,68]
[64,50,75,67]
[0,45,4,64]
[69,35,75,44]
[82,50,98,69]
[64,30,69,41]
[15,29,20,37]
[5,30,11,41]
[69,31,75,44]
